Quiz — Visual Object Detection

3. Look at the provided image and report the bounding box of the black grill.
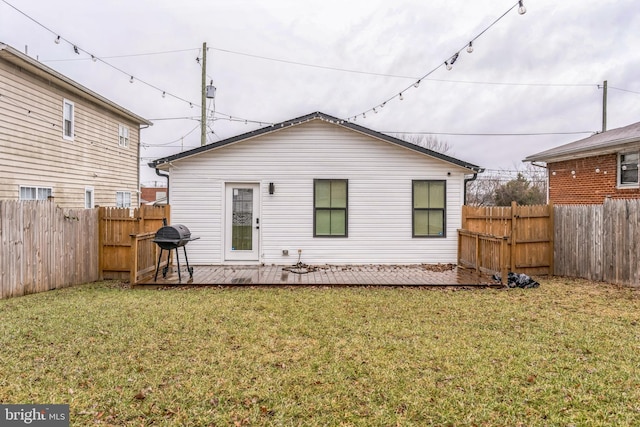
[153,224,195,249]
[153,223,199,283]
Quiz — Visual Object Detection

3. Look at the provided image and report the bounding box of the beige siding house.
[149,112,483,266]
[0,43,151,208]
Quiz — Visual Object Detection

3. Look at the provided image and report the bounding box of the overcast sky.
[2,0,639,185]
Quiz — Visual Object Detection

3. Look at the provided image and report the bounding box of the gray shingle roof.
[524,121,640,162]
[149,111,482,172]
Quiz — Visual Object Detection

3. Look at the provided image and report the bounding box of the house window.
[63,99,74,140]
[412,180,446,237]
[314,179,347,237]
[619,152,639,186]
[116,191,131,208]
[85,187,94,209]
[118,124,130,148]
[20,186,52,201]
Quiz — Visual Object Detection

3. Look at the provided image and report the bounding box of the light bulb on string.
[518,0,526,14]
[445,61,452,71]
[162,92,166,98]
[129,76,134,83]
[467,42,473,53]
[91,55,97,62]
[363,113,366,119]
[373,107,378,114]
[399,92,404,101]
[413,80,420,88]
[54,36,60,44]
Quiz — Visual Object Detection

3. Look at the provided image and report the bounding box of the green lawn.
[1,278,639,426]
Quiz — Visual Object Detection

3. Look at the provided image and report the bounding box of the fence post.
[510,201,517,272]
[501,237,508,285]
[548,201,555,276]
[130,234,139,286]
[98,207,105,280]
[475,233,480,273]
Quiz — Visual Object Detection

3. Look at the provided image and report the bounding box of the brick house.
[524,122,640,204]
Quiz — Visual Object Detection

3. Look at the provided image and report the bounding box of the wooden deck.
[138,264,498,287]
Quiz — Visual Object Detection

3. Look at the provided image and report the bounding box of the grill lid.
[155,224,191,241]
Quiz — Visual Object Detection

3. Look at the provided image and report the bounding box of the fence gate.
[458,201,553,278]
[99,205,170,281]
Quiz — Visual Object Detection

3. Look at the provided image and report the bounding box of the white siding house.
[149,112,482,265]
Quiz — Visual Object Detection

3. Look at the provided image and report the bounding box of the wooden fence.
[458,202,554,278]
[555,199,640,286]
[99,205,170,281]
[0,200,99,299]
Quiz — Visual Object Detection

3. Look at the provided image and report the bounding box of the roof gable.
[525,121,640,163]
[149,111,481,172]
[0,42,151,126]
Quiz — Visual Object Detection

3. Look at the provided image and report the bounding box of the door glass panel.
[232,188,253,250]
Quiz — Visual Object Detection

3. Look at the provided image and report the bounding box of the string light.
[345,0,528,122]
[73,45,79,54]
[54,35,60,44]
[162,91,166,98]
[91,55,97,62]
[518,0,527,15]
[129,76,134,83]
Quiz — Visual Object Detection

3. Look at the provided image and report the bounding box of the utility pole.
[201,42,207,146]
[602,80,607,133]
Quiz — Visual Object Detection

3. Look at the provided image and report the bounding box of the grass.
[0,278,639,426]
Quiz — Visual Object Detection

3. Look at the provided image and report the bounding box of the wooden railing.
[130,232,166,285]
[458,229,509,284]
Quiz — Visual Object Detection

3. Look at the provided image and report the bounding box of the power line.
[609,86,640,95]
[0,0,271,127]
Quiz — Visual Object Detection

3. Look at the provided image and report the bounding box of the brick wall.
[548,154,640,204]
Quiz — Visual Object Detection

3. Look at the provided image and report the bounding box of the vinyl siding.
[168,120,470,265]
[0,55,140,208]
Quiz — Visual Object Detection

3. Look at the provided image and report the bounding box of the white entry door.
[225,183,260,261]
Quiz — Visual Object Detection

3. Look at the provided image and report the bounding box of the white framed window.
[20,186,52,201]
[116,191,131,208]
[118,124,130,148]
[63,99,74,140]
[618,152,639,187]
[85,187,95,209]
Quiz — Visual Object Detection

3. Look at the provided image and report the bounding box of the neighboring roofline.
[524,123,640,163]
[0,42,152,126]
[148,111,483,172]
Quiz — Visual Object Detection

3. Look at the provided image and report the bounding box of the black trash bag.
[492,272,540,288]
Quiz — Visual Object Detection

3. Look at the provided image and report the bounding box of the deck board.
[138,264,498,287]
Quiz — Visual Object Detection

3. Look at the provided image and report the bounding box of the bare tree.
[392,134,453,155]
[466,163,547,206]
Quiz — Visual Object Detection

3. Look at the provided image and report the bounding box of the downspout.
[463,168,484,205]
[151,163,169,205]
